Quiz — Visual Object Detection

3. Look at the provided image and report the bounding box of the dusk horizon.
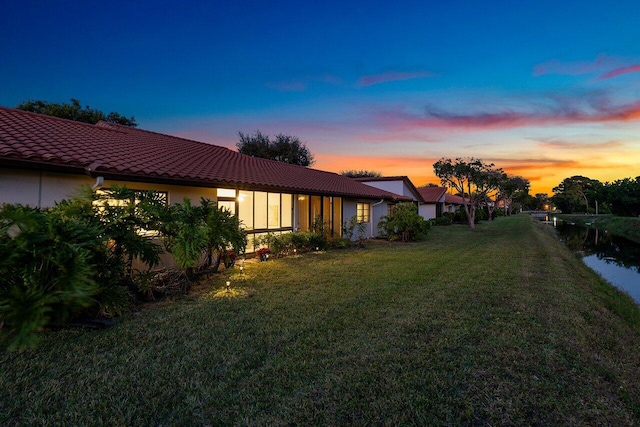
[2,1,639,194]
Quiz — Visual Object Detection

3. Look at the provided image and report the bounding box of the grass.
[2,215,640,425]
[555,214,640,244]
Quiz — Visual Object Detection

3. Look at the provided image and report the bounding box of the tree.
[552,176,601,214]
[237,130,314,166]
[603,177,640,217]
[340,170,382,178]
[433,158,501,228]
[498,175,530,215]
[15,98,137,127]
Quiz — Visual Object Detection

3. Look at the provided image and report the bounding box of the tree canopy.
[340,170,382,178]
[552,175,602,214]
[237,130,314,166]
[15,98,138,127]
[552,175,640,216]
[433,157,503,228]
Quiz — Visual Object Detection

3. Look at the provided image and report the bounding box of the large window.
[357,202,370,223]
[233,190,294,252]
[296,195,343,237]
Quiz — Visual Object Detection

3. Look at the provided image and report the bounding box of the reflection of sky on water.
[553,220,640,304]
[582,254,640,303]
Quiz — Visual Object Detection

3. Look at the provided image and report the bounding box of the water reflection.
[552,219,640,303]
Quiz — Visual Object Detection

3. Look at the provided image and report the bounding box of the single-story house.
[356,176,449,220]
[416,186,447,219]
[0,107,411,252]
[444,193,466,213]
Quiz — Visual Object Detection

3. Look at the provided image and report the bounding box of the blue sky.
[2,1,640,193]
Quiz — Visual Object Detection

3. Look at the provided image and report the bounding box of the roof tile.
[0,107,407,201]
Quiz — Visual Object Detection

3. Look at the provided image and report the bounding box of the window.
[94,188,168,236]
[217,188,236,198]
[218,200,235,215]
[239,191,294,252]
[357,202,370,223]
[268,193,280,229]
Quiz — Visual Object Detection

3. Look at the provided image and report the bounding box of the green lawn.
[2,215,640,425]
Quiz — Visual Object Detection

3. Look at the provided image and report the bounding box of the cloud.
[266,74,342,92]
[597,64,640,80]
[358,71,435,87]
[532,54,616,76]
[532,138,625,150]
[376,99,640,132]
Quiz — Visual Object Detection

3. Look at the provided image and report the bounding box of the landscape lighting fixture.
[226,281,231,292]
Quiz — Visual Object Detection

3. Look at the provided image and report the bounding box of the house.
[444,193,466,213]
[416,186,447,219]
[356,176,449,220]
[0,107,411,252]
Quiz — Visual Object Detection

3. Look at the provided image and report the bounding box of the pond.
[549,217,640,304]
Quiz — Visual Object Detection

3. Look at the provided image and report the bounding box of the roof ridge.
[0,105,129,132]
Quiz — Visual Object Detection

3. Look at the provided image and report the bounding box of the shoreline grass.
[2,215,640,425]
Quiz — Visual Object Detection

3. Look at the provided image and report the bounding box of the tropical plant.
[378,202,430,242]
[162,198,247,276]
[0,204,101,350]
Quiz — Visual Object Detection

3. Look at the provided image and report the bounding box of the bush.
[431,216,453,226]
[0,204,102,350]
[378,202,430,242]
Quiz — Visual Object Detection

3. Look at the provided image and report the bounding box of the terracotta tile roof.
[416,186,447,203]
[0,107,407,200]
[444,193,466,205]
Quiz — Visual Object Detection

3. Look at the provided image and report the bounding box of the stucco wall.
[361,180,416,198]
[419,204,437,220]
[0,169,219,207]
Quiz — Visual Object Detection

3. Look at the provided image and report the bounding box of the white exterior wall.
[361,180,415,199]
[0,169,219,207]
[419,204,437,220]
[342,199,389,239]
[370,201,388,238]
[1,169,90,207]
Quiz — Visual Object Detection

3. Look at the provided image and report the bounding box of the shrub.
[431,216,453,226]
[343,215,367,246]
[378,202,430,242]
[0,204,101,350]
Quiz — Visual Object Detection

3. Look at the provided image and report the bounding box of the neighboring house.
[416,186,447,219]
[444,193,466,213]
[0,107,410,251]
[355,176,424,222]
[356,176,449,220]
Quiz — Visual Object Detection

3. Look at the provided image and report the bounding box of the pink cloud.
[533,138,625,150]
[376,100,640,132]
[597,64,640,80]
[358,71,435,87]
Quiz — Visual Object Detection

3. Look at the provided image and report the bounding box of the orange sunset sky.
[3,2,639,195]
